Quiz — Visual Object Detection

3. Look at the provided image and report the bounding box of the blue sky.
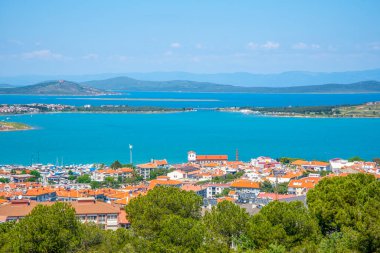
[0,0,379,75]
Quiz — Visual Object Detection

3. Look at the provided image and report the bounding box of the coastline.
[218,110,380,119]
[0,121,34,132]
[0,109,195,117]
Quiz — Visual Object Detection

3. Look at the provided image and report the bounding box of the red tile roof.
[196,155,228,161]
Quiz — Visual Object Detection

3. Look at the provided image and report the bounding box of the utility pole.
[129,144,133,165]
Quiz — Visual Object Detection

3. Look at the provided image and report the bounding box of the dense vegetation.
[0,174,379,252]
[72,105,189,113]
[240,105,340,115]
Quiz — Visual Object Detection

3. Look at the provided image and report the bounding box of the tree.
[68,175,77,181]
[90,181,101,189]
[247,201,320,250]
[260,181,274,193]
[203,200,249,249]
[0,178,10,183]
[30,170,41,179]
[277,182,289,194]
[126,186,202,238]
[348,156,365,162]
[373,157,380,165]
[77,174,91,184]
[110,160,122,169]
[5,202,82,252]
[27,170,42,182]
[263,243,286,253]
[278,157,302,164]
[149,168,168,180]
[307,173,380,252]
[125,186,203,252]
[104,176,119,188]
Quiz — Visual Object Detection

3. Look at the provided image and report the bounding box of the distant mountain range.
[1,69,380,87]
[0,80,110,95]
[83,78,380,93]
[0,78,379,95]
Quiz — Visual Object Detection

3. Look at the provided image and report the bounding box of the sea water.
[1,92,380,165]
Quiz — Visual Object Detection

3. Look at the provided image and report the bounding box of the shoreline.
[58,97,220,102]
[0,110,195,117]
[217,110,380,119]
[0,127,34,132]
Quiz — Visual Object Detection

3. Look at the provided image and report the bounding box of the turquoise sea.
[1,92,380,165]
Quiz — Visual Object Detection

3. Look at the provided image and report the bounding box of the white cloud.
[247,42,259,49]
[293,42,321,50]
[22,49,63,60]
[293,42,308,49]
[262,41,280,49]
[82,53,99,60]
[247,41,280,50]
[170,42,181,48]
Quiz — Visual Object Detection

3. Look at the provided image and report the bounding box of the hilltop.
[0,80,111,95]
[83,77,380,93]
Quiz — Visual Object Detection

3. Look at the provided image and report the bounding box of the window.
[98,214,106,223]
[87,215,97,222]
[107,214,117,220]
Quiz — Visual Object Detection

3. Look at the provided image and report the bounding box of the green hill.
[83,77,380,93]
[0,80,111,95]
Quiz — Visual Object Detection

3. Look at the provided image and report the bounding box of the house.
[291,160,330,171]
[0,198,125,230]
[56,189,83,202]
[11,174,34,183]
[187,151,228,164]
[329,158,351,173]
[287,177,322,195]
[265,171,303,184]
[92,168,133,182]
[136,159,168,180]
[181,184,207,198]
[23,188,56,202]
[251,156,281,169]
[167,169,186,180]
[230,179,260,201]
[136,163,158,180]
[148,176,182,189]
[203,183,230,198]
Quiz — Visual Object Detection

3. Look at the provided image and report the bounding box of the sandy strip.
[57,97,219,102]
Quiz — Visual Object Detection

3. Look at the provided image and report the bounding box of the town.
[0,150,379,230]
[0,103,189,115]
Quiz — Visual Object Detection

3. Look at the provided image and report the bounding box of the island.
[218,102,380,118]
[0,121,32,131]
[0,103,194,115]
[0,80,115,96]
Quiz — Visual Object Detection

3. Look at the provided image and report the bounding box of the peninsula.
[218,102,380,118]
[0,121,32,131]
[0,103,193,115]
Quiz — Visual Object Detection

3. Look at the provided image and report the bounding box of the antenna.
[236,148,239,161]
